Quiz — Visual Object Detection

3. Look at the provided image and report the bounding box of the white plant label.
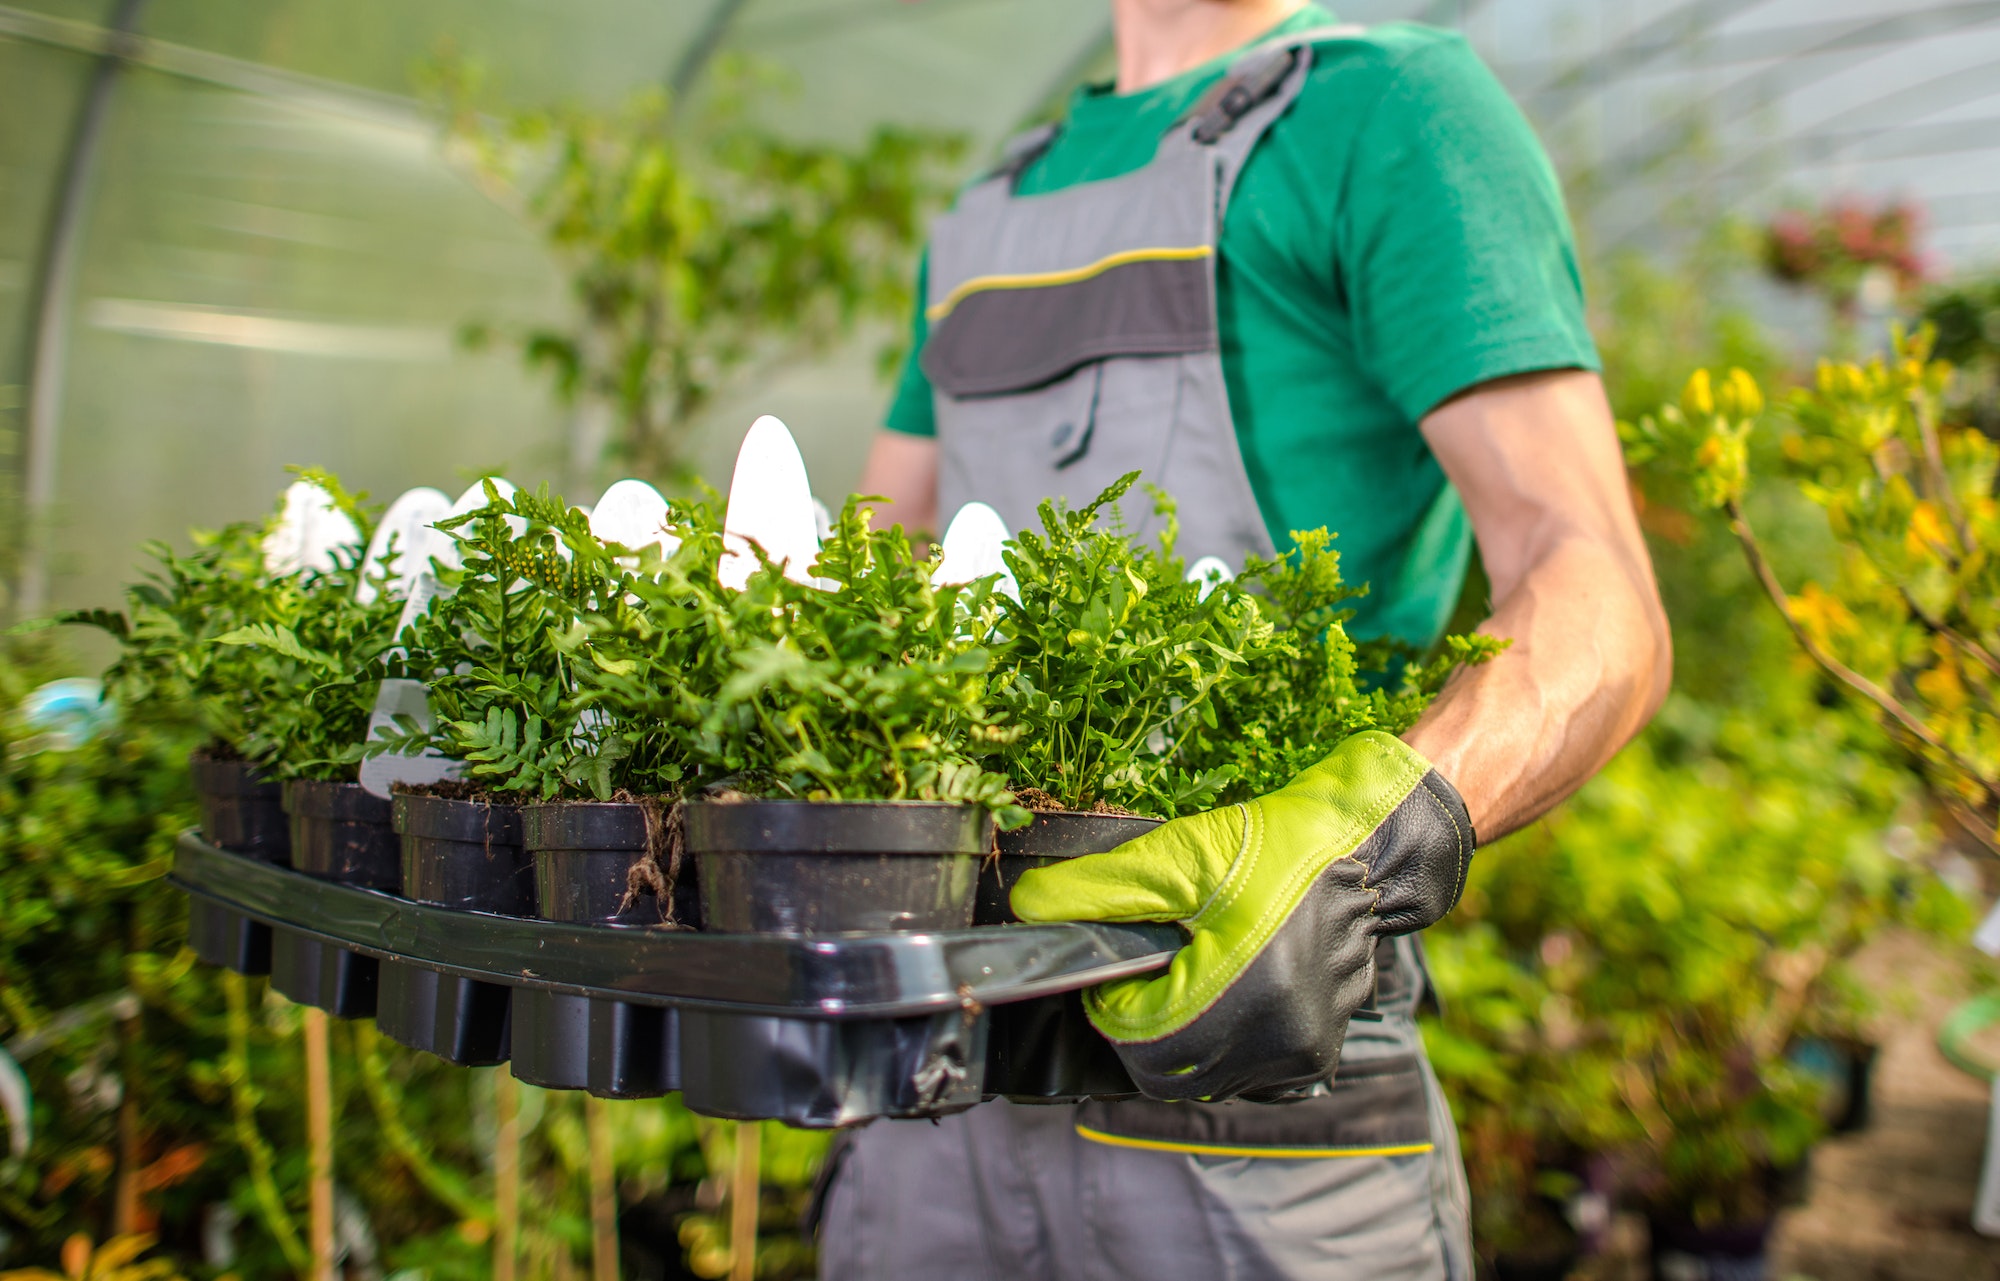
[934,501,1018,601]
[1978,1074,2000,1236]
[356,487,451,604]
[355,478,515,798]
[262,480,362,576]
[720,415,820,590]
[590,478,678,559]
[1186,555,1234,601]
[357,678,464,798]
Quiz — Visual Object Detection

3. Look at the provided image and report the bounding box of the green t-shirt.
[886,7,1599,643]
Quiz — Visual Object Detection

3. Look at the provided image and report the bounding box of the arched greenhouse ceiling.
[3,0,1999,615]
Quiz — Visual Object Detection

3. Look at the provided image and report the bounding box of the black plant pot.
[527,801,696,928]
[377,793,531,1065]
[974,810,1161,926]
[190,754,290,859]
[187,754,288,977]
[686,799,990,935]
[270,781,399,1018]
[510,801,685,1097]
[285,780,399,890]
[979,810,1160,1104]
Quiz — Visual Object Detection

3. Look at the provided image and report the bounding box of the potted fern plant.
[370,484,700,1087]
[665,497,1026,935]
[70,520,288,859]
[976,475,1502,919]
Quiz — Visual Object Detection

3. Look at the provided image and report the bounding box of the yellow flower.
[1906,502,1953,558]
[1915,652,1966,713]
[1723,368,1764,417]
[1682,369,1715,418]
[1788,583,1856,645]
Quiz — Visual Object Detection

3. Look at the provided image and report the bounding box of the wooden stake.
[303,1007,335,1281]
[586,1095,617,1281]
[729,1121,760,1281]
[494,1067,520,1281]
[111,1009,142,1235]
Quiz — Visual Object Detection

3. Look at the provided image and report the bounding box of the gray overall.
[819,29,1473,1281]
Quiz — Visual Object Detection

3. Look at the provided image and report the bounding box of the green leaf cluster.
[442,66,963,483]
[1626,329,2000,841]
[374,483,662,800]
[64,479,403,781]
[1425,683,1964,1232]
[983,475,1502,816]
[383,485,1025,821]
[642,497,1021,817]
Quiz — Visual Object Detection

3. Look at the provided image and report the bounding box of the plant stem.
[1898,586,2000,680]
[1726,497,2000,806]
[303,1006,335,1281]
[729,1121,760,1281]
[587,1095,618,1281]
[111,995,142,1236]
[1911,389,1973,552]
[222,973,308,1273]
[495,1067,520,1281]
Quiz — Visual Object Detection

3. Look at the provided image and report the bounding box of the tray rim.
[174,831,1180,1019]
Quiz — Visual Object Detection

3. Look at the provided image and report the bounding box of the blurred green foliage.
[1425,225,1975,1257]
[440,65,963,485]
[1922,275,2000,434]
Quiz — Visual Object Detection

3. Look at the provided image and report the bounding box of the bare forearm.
[858,431,939,535]
[1403,535,1670,840]
[1404,369,1671,841]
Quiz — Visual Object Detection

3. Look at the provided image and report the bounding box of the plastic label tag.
[1976,1074,2000,1236]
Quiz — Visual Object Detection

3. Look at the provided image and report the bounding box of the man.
[822,1,1671,1275]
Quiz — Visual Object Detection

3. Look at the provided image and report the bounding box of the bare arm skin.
[858,430,940,536]
[1404,369,1672,842]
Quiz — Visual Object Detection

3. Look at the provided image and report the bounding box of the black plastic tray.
[173,832,1175,1125]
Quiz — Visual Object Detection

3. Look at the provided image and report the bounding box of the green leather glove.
[1010,730,1474,1102]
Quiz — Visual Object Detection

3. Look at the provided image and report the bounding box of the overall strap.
[983,121,1061,190]
[1182,23,1365,145]
[1168,23,1365,217]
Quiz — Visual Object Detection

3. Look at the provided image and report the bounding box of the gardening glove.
[1010,730,1474,1102]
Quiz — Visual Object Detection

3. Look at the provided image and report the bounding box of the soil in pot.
[687,799,991,935]
[377,788,532,1065]
[190,752,290,862]
[975,809,1162,926]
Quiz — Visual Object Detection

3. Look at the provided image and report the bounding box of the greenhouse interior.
[4,0,2000,1277]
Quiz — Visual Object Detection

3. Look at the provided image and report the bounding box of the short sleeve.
[1337,35,1599,421]
[884,253,938,438]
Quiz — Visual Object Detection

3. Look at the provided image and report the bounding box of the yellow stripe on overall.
[1074,1123,1435,1161]
[926,244,1213,322]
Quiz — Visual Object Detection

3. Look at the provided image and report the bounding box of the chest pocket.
[921,39,1335,561]
[922,244,1218,398]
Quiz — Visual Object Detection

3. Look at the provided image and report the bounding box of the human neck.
[1110,0,1307,93]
